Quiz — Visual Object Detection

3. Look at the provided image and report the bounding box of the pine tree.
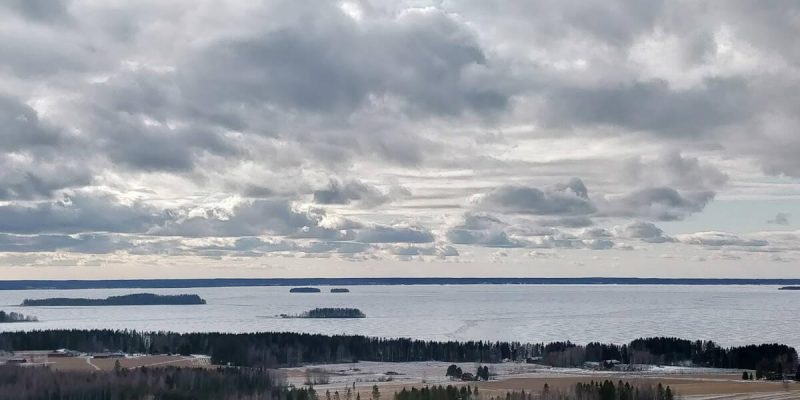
[372,385,380,400]
[665,386,674,400]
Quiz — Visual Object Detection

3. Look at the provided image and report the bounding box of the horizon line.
[1,277,799,290]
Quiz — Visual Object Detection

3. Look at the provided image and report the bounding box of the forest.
[0,330,794,374]
[489,381,674,400]
[0,311,37,323]
[396,381,675,400]
[0,365,315,400]
[21,293,206,306]
[301,308,366,318]
[290,287,322,293]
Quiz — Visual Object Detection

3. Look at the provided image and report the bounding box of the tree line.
[394,381,674,400]
[482,382,674,400]
[300,308,366,318]
[0,364,315,400]
[0,330,795,373]
[0,311,37,323]
[446,365,490,381]
[395,385,479,400]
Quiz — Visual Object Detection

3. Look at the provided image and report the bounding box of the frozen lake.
[0,285,797,348]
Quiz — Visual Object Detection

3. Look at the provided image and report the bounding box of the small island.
[330,288,350,293]
[0,310,37,323]
[282,307,366,318]
[21,293,206,307]
[289,287,321,293]
[778,286,800,290]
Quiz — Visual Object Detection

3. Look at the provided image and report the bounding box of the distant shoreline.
[1,277,800,290]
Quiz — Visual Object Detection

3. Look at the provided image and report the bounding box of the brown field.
[326,373,800,400]
[89,355,209,370]
[476,375,800,397]
[10,352,210,372]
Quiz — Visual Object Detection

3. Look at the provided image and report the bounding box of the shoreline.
[3,277,800,290]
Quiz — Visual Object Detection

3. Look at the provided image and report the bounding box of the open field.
[283,362,800,399]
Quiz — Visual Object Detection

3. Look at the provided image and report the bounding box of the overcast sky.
[1,0,799,279]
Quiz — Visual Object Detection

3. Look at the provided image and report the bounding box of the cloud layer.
[1,0,799,274]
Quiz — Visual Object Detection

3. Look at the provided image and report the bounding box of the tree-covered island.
[282,307,366,318]
[21,293,206,306]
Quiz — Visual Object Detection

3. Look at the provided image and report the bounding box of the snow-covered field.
[282,361,742,389]
[281,361,800,399]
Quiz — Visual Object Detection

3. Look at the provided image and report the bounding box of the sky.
[1,0,799,279]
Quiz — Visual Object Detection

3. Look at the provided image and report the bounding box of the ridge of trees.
[298,308,366,318]
[0,365,314,400]
[395,381,675,400]
[0,330,794,373]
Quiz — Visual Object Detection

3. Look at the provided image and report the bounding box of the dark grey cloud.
[0,96,92,200]
[180,5,510,118]
[313,179,391,207]
[0,158,92,200]
[476,179,710,222]
[447,229,524,248]
[354,225,434,244]
[477,178,595,216]
[0,194,164,234]
[539,216,594,228]
[615,221,674,243]
[85,103,240,172]
[152,200,330,238]
[621,152,728,192]
[585,239,615,250]
[581,228,613,239]
[0,94,67,152]
[767,213,790,226]
[542,78,750,138]
[600,188,714,221]
[1,0,72,23]
[446,212,525,247]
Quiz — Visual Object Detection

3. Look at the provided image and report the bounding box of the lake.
[0,285,796,348]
